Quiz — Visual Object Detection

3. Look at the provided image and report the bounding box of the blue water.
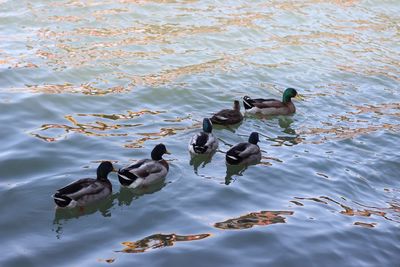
[0,0,399,266]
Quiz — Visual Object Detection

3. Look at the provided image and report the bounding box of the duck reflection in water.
[52,196,115,239]
[224,132,261,185]
[275,117,303,146]
[279,117,295,134]
[189,152,216,173]
[115,179,166,206]
[225,164,250,185]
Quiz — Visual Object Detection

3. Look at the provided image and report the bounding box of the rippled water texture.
[0,0,399,266]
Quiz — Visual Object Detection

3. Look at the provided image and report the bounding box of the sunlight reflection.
[214,210,294,230]
[116,233,211,253]
[293,196,400,225]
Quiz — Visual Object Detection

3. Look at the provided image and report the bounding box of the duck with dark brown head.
[210,100,243,125]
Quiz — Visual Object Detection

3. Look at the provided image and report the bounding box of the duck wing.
[56,178,95,195]
[226,142,248,164]
[211,109,242,124]
[226,142,260,164]
[122,159,164,179]
[237,143,260,158]
[118,159,150,180]
[56,178,105,200]
[136,161,164,178]
[252,99,286,109]
[190,132,209,153]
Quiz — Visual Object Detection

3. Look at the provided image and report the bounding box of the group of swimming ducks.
[53,88,298,209]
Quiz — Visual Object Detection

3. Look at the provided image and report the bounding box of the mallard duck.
[188,118,219,155]
[118,144,170,188]
[52,161,115,208]
[210,100,243,125]
[226,132,261,165]
[243,88,298,115]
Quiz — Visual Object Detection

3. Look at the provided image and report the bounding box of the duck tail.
[117,169,137,187]
[226,151,241,165]
[193,144,208,154]
[53,193,72,208]
[192,133,209,154]
[243,96,254,110]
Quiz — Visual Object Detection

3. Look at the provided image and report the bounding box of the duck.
[118,144,170,189]
[188,118,219,155]
[210,100,243,125]
[226,132,261,165]
[52,161,115,208]
[243,88,298,115]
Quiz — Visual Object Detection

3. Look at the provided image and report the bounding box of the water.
[0,0,399,266]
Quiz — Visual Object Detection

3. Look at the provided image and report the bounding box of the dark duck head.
[248,132,260,145]
[151,143,170,160]
[97,161,115,181]
[233,100,241,111]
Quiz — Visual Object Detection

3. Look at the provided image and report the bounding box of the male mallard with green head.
[53,161,115,208]
[210,100,243,125]
[188,118,219,155]
[118,144,170,189]
[243,88,298,115]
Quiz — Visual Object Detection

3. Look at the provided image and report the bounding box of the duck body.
[211,100,243,125]
[243,88,298,115]
[189,118,219,155]
[53,161,114,208]
[226,132,261,165]
[118,144,170,189]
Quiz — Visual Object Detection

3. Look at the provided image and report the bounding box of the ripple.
[1,1,400,266]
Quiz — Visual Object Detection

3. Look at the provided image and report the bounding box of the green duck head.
[282,88,298,103]
[203,118,213,133]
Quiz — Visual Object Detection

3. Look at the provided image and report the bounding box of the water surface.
[0,0,399,266]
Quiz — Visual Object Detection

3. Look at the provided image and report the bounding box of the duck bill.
[165,150,171,155]
[112,167,118,172]
[295,94,303,100]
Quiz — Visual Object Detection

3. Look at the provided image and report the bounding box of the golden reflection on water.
[298,101,400,144]
[21,83,130,95]
[97,258,115,264]
[293,196,400,226]
[301,123,400,144]
[31,110,166,142]
[125,124,198,148]
[117,233,211,253]
[5,0,398,94]
[349,103,400,116]
[31,108,200,149]
[78,110,165,120]
[353,221,376,228]
[214,210,293,230]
